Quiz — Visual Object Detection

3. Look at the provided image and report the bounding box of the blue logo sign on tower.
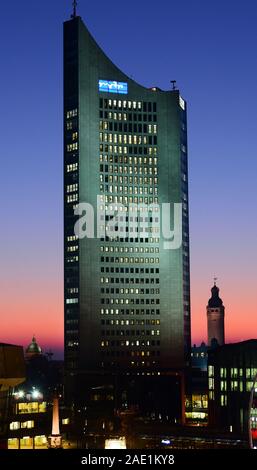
[99,80,128,94]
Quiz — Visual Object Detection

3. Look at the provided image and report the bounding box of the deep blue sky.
[1,0,257,355]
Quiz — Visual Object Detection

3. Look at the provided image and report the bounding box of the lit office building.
[64,12,191,420]
[208,339,257,434]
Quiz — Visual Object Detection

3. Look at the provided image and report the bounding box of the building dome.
[208,284,223,308]
[25,336,42,356]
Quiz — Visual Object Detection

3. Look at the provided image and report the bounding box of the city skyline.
[1,0,257,358]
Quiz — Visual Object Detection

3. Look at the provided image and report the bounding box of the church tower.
[207,280,225,346]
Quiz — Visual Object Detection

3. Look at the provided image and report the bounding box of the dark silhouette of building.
[186,343,208,425]
[207,281,225,346]
[191,342,208,371]
[63,11,191,421]
[208,339,257,435]
[0,343,25,448]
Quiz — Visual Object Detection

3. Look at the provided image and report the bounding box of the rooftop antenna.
[71,0,78,19]
[171,80,177,90]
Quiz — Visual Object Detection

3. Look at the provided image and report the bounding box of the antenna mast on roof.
[71,0,78,19]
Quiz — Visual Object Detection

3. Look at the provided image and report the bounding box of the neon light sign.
[99,80,128,94]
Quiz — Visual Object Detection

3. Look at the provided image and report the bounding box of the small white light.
[18,391,24,398]
[32,390,39,399]
[161,439,171,445]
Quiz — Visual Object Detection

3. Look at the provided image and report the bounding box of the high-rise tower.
[63,13,191,417]
[207,281,225,346]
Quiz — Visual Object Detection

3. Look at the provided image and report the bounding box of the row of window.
[67,121,76,130]
[10,421,34,430]
[100,99,144,110]
[66,184,78,193]
[100,110,157,123]
[100,185,158,196]
[220,381,255,392]
[67,194,78,203]
[100,245,159,253]
[66,108,78,119]
[100,99,157,113]
[100,175,158,185]
[101,319,160,325]
[67,246,78,252]
[209,366,257,379]
[100,156,158,165]
[101,361,159,367]
[101,350,160,357]
[100,195,159,204]
[66,298,78,304]
[101,279,159,286]
[101,329,160,336]
[100,164,158,174]
[220,367,257,378]
[67,163,78,172]
[16,402,47,414]
[99,237,160,244]
[100,269,159,277]
[99,204,159,213]
[67,287,79,294]
[101,339,160,346]
[100,121,157,134]
[99,224,159,234]
[67,235,78,242]
[67,142,78,152]
[99,133,157,145]
[100,308,160,315]
[100,298,160,305]
[101,288,160,295]
[101,256,159,263]
[99,144,158,155]
[66,256,78,263]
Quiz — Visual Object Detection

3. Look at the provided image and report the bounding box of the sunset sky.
[1,0,257,358]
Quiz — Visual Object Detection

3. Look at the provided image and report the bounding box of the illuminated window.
[220,381,227,391]
[67,143,78,152]
[62,418,70,425]
[231,368,238,378]
[66,298,78,304]
[246,381,254,392]
[66,108,78,119]
[209,378,214,390]
[231,381,238,391]
[66,184,78,193]
[10,422,20,430]
[67,163,78,173]
[67,194,78,203]
[221,395,227,406]
[21,420,34,429]
[17,402,46,414]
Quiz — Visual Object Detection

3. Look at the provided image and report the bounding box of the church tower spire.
[207,279,225,346]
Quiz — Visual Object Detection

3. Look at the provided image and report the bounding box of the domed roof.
[26,336,42,355]
[208,283,223,308]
